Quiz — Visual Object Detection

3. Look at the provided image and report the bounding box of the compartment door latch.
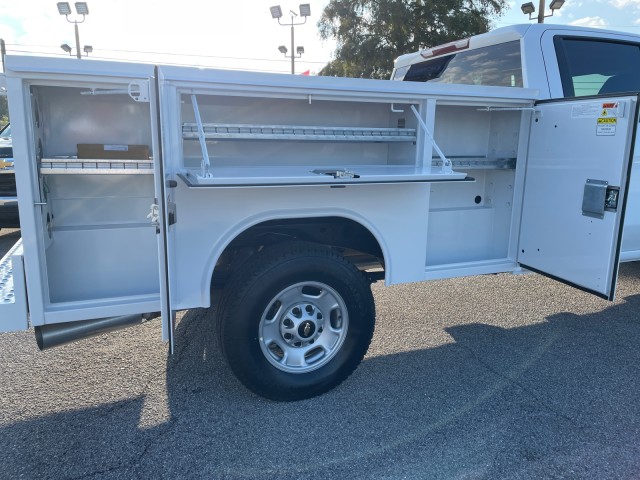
[582,179,620,219]
[148,203,160,232]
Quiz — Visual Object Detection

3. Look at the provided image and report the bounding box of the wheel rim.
[258,281,349,374]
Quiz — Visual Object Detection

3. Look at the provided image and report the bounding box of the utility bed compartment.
[7,59,539,327]
[13,69,162,325]
[162,67,532,188]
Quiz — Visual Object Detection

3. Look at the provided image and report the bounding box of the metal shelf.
[40,158,153,175]
[434,156,516,170]
[178,164,470,188]
[182,123,417,142]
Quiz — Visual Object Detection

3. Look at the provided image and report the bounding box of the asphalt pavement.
[1,227,640,479]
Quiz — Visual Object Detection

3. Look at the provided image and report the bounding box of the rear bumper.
[0,238,28,332]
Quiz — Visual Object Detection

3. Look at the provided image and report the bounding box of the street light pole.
[537,0,545,24]
[520,0,564,23]
[271,4,311,74]
[74,21,81,59]
[290,19,295,75]
[57,2,91,59]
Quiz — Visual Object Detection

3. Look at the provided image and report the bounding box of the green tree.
[318,0,507,79]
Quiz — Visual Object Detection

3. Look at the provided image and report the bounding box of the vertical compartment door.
[149,70,174,347]
[518,95,639,300]
[151,67,176,353]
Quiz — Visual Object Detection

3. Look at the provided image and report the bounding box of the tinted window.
[401,41,522,87]
[554,37,640,97]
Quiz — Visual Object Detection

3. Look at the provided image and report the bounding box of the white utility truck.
[0,53,637,400]
[393,23,640,261]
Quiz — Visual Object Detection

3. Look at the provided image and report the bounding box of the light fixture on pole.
[521,0,564,23]
[57,2,91,58]
[271,4,311,74]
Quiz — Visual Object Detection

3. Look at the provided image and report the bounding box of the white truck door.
[518,95,639,300]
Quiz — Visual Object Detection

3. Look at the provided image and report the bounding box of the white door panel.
[519,95,638,299]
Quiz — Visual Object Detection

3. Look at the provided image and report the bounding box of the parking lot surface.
[1,227,640,479]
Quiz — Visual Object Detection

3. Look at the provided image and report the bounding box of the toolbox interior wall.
[181,94,417,168]
[35,86,152,157]
[426,169,515,265]
[433,105,492,157]
[31,86,159,304]
[426,108,520,265]
[43,174,159,302]
[432,106,521,158]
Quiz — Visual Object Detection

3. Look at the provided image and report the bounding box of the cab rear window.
[397,41,522,87]
[554,37,640,97]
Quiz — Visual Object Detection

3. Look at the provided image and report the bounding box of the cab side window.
[399,41,523,87]
[554,37,640,97]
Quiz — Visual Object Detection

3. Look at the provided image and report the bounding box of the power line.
[4,42,331,65]
[3,49,321,74]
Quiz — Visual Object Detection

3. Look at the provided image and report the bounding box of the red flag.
[300,70,311,76]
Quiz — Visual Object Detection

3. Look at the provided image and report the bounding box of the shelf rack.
[182,123,417,143]
[40,158,154,175]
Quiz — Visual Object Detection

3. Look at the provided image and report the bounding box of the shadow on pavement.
[2,290,640,479]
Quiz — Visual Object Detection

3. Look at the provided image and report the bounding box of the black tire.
[218,241,375,401]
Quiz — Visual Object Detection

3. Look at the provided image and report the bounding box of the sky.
[2,0,640,75]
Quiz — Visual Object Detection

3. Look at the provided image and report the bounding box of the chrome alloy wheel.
[258,281,349,374]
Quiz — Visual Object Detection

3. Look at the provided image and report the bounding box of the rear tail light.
[420,38,470,59]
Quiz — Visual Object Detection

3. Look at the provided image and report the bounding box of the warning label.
[572,103,601,118]
[597,117,617,136]
[597,103,619,135]
[573,101,625,119]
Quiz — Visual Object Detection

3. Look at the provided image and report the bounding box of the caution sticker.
[597,116,617,136]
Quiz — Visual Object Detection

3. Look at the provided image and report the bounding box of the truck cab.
[392,24,640,261]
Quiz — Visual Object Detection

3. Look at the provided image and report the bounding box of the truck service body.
[0,46,637,400]
[393,23,640,262]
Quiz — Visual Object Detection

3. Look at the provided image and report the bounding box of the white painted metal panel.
[0,239,28,332]
[150,69,174,347]
[518,95,638,299]
[5,56,168,332]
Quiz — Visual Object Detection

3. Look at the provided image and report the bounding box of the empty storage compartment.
[29,84,160,306]
[426,106,522,266]
[177,92,466,185]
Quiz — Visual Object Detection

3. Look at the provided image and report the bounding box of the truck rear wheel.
[218,242,375,401]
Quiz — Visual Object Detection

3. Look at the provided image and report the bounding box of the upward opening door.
[518,95,639,300]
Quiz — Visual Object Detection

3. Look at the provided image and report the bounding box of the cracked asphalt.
[2,226,640,479]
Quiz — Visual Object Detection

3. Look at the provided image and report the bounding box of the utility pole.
[538,0,546,24]
[271,4,311,74]
[520,0,564,23]
[56,2,92,58]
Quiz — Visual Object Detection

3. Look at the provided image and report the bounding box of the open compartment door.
[518,95,639,300]
[150,68,175,350]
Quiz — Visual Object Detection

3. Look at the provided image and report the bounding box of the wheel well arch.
[208,214,388,291]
